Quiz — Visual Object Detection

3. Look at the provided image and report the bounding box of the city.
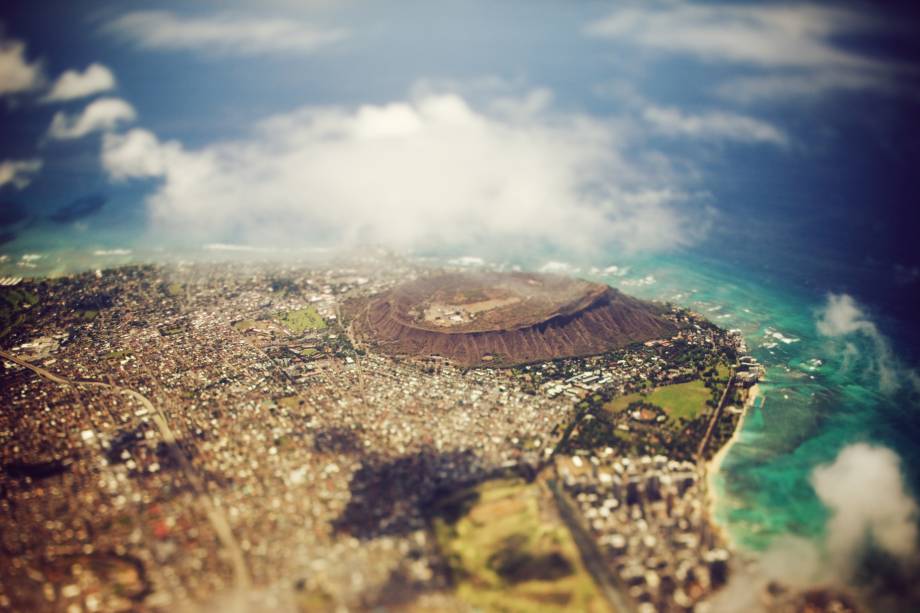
[0,258,826,612]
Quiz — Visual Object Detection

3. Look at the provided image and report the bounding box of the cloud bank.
[0,158,42,190]
[48,97,136,140]
[586,3,897,102]
[106,10,347,56]
[102,90,704,255]
[42,63,115,102]
[816,293,900,394]
[0,36,43,96]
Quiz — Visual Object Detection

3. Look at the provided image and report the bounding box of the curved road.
[0,348,252,592]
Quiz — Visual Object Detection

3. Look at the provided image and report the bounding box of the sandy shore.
[705,383,761,547]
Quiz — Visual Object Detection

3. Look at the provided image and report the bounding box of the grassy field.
[0,288,37,338]
[275,306,326,333]
[432,479,610,612]
[232,319,264,332]
[605,378,713,424]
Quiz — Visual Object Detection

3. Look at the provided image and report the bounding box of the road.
[548,479,635,613]
[0,348,252,592]
[697,369,735,460]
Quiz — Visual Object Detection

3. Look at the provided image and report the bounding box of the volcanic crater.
[347,272,677,367]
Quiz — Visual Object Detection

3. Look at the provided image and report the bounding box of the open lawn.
[604,378,714,424]
[275,306,326,333]
[0,288,37,338]
[432,479,610,612]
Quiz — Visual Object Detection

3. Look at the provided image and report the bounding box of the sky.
[1,0,919,329]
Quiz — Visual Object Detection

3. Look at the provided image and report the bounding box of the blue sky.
[1,0,919,298]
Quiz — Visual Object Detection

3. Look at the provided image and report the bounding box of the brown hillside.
[347,272,677,367]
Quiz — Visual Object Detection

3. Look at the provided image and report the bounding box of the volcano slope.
[347,272,677,367]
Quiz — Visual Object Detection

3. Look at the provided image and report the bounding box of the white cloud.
[539,261,580,275]
[586,4,877,70]
[643,105,787,146]
[42,63,116,103]
[106,10,347,56]
[101,128,178,179]
[816,293,877,337]
[102,90,703,255]
[707,534,823,613]
[812,443,918,566]
[48,98,136,140]
[0,158,42,190]
[0,37,44,96]
[586,4,896,102]
[718,71,890,103]
[448,256,485,267]
[708,444,919,612]
[816,293,899,394]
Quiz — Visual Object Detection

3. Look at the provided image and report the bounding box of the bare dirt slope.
[348,272,677,367]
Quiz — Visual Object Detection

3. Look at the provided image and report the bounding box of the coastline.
[705,382,761,549]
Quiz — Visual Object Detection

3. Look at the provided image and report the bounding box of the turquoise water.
[580,252,920,557]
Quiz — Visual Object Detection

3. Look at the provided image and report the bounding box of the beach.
[705,383,761,548]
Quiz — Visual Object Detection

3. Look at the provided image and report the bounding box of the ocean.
[587,252,917,545]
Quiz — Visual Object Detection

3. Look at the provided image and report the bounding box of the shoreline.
[705,382,761,549]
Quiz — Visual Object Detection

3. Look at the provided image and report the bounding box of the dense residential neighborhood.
[0,259,776,611]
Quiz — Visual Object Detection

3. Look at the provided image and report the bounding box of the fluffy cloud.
[0,36,43,96]
[0,158,42,190]
[812,443,918,565]
[48,97,136,140]
[816,293,877,336]
[643,106,787,146]
[101,128,177,179]
[709,444,919,612]
[102,90,702,255]
[42,63,116,102]
[106,10,347,56]
[586,3,895,102]
[816,293,902,396]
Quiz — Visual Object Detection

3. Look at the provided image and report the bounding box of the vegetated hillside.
[349,273,677,367]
